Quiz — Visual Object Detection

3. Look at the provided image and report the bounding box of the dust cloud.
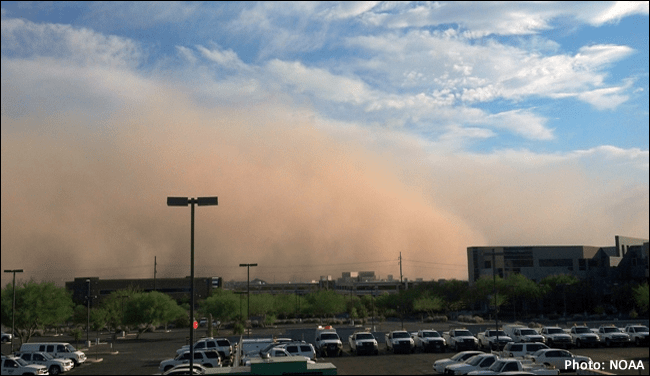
[1,87,481,286]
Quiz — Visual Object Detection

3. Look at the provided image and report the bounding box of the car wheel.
[49,366,61,375]
[635,338,640,346]
[164,365,174,372]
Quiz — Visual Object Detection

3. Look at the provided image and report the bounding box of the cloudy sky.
[2,1,648,287]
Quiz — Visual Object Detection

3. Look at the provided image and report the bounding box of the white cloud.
[586,1,649,26]
[486,110,554,140]
[196,45,249,71]
[1,18,142,69]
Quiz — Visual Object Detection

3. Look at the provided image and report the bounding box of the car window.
[511,344,523,351]
[193,353,203,359]
[217,340,230,346]
[547,350,561,357]
[195,342,205,349]
[528,344,547,352]
[46,345,54,352]
[482,357,496,367]
[206,341,217,347]
[21,354,32,361]
[35,354,46,361]
[300,345,312,352]
[204,352,219,359]
[57,345,67,352]
[6,359,19,368]
[503,362,518,372]
[286,346,298,352]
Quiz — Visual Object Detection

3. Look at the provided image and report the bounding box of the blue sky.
[2,2,648,285]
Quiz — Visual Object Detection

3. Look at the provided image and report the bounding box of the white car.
[445,354,498,375]
[159,350,222,373]
[597,325,630,347]
[569,326,600,348]
[499,342,548,358]
[540,327,572,348]
[162,364,208,375]
[276,342,317,360]
[1,355,49,375]
[525,348,592,371]
[385,330,415,353]
[16,352,73,375]
[625,325,649,346]
[433,350,484,373]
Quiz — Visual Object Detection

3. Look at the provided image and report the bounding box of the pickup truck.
[569,325,599,348]
[466,358,559,375]
[16,352,74,375]
[624,324,649,346]
[443,328,479,351]
[314,326,343,357]
[597,325,630,347]
[1,355,49,375]
[476,329,511,350]
[503,325,544,343]
[385,330,415,353]
[348,331,379,355]
[412,329,446,352]
[539,326,572,348]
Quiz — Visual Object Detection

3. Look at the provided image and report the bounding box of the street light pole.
[86,279,91,347]
[168,196,218,373]
[4,269,23,353]
[239,263,257,337]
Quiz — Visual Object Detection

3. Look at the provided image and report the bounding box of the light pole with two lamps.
[4,269,23,353]
[167,196,218,373]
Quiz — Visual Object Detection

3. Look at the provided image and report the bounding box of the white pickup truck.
[412,329,446,353]
[385,330,415,353]
[1,355,49,375]
[597,325,630,347]
[466,358,559,375]
[314,326,343,357]
[443,328,479,351]
[476,329,512,350]
[503,325,545,343]
[16,352,74,375]
[348,331,379,355]
[539,326,572,348]
[569,325,600,348]
[624,324,649,346]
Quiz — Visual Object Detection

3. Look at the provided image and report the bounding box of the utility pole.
[154,256,157,291]
[399,252,403,284]
[4,269,23,353]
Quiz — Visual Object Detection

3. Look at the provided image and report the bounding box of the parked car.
[19,342,86,367]
[443,329,479,351]
[1,355,49,375]
[385,330,415,353]
[569,325,600,348]
[445,353,499,375]
[1,331,12,343]
[314,326,343,357]
[499,342,548,358]
[624,324,649,346]
[477,329,511,350]
[176,338,232,364]
[433,351,484,373]
[159,350,222,373]
[525,348,592,371]
[348,331,379,355]
[412,329,446,352]
[597,325,630,347]
[15,352,73,375]
[162,363,208,375]
[539,326,572,348]
[274,341,316,360]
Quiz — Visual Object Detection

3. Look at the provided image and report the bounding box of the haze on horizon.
[1,2,648,288]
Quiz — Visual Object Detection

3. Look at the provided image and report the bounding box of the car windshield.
[520,329,537,335]
[15,358,30,366]
[546,328,563,334]
[357,334,374,340]
[65,344,77,352]
[423,331,440,337]
[632,326,649,333]
[321,333,339,340]
[488,330,507,337]
[601,327,617,333]
[467,355,484,366]
[41,353,54,360]
[531,349,547,357]
[393,332,410,338]
[455,330,472,336]
[574,328,590,333]
[488,360,506,371]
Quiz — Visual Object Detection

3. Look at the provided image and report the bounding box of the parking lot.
[2,321,648,375]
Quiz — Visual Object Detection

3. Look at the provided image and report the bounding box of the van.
[499,342,549,358]
[19,343,86,367]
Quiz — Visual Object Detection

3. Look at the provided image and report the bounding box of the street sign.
[193,320,198,329]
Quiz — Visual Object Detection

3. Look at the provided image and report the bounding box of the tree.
[0,280,74,344]
[503,274,541,320]
[633,283,649,314]
[413,295,444,316]
[123,291,185,339]
[200,290,239,324]
[303,290,345,320]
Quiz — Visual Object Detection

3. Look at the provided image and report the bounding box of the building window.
[484,261,492,269]
[539,259,573,268]
[579,259,586,271]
